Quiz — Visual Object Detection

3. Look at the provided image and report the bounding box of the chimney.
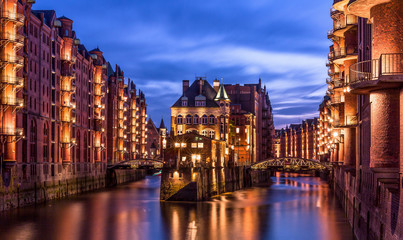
[213,79,220,92]
[183,80,189,95]
[199,79,204,95]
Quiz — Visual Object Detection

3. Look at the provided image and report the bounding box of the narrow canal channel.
[0,173,354,240]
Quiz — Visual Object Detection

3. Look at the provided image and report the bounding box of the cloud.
[33,0,331,129]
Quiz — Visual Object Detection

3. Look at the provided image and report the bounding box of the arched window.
[193,115,199,124]
[209,115,215,124]
[201,130,208,137]
[76,131,81,163]
[186,115,192,124]
[177,115,183,124]
[202,115,208,125]
[209,130,215,139]
[84,134,88,163]
[30,120,37,163]
[43,122,49,162]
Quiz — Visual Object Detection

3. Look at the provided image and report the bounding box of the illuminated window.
[191,143,197,148]
[198,143,204,148]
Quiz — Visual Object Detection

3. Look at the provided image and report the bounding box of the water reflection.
[0,173,353,240]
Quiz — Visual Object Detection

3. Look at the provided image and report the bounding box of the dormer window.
[181,96,188,107]
[195,100,205,106]
[195,95,206,107]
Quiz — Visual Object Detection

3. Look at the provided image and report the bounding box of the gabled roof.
[214,83,230,101]
[172,79,219,108]
[32,10,56,27]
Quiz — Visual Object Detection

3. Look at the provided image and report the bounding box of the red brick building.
[326,1,403,239]
[0,0,149,203]
[224,80,275,163]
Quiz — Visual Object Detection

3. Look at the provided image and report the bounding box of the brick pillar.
[63,147,70,164]
[370,89,400,168]
[4,141,15,162]
[338,137,344,163]
[344,128,356,166]
[371,0,403,59]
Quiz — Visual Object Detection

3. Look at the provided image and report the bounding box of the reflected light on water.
[0,174,353,240]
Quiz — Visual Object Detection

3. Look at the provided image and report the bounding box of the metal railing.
[0,32,25,44]
[334,15,358,32]
[333,78,345,88]
[350,53,403,83]
[380,53,403,75]
[330,96,343,104]
[0,75,24,85]
[0,127,23,136]
[345,115,358,126]
[1,54,24,66]
[1,97,24,106]
[0,11,25,24]
[60,84,74,92]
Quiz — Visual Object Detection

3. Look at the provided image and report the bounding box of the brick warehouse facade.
[276,1,403,238]
[0,0,151,209]
[277,0,403,239]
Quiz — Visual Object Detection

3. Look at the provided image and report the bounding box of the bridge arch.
[251,157,333,171]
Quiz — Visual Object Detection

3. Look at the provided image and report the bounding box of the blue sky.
[34,0,332,129]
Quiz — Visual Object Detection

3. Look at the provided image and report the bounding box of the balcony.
[94,91,105,97]
[0,75,24,86]
[1,97,24,107]
[329,96,344,105]
[0,127,23,136]
[0,32,25,46]
[329,46,358,64]
[332,78,345,89]
[61,55,77,64]
[347,0,389,19]
[0,11,25,25]
[60,84,75,93]
[349,53,403,93]
[334,115,358,128]
[0,54,24,67]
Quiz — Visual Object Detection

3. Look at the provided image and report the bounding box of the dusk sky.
[34,0,332,129]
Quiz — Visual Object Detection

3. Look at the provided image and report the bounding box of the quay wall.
[160,167,271,201]
[0,168,146,211]
[331,166,402,240]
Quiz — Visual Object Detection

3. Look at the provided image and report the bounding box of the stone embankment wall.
[160,167,271,201]
[332,166,402,240]
[0,169,146,211]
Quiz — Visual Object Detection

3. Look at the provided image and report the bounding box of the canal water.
[0,173,354,240]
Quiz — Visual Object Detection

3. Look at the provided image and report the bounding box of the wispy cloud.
[33,0,331,128]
